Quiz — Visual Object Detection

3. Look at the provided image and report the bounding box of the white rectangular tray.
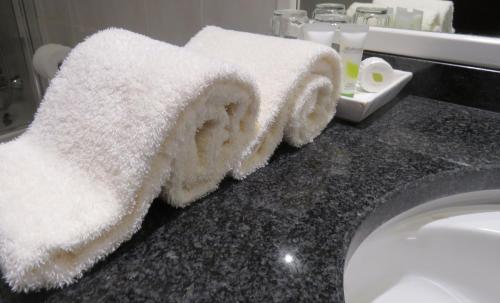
[336,69,413,123]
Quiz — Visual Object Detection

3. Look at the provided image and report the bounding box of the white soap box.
[336,69,413,122]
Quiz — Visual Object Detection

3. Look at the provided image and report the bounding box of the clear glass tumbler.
[271,9,309,38]
[314,12,349,25]
[353,6,390,27]
[312,3,346,20]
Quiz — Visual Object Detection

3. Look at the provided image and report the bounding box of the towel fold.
[186,26,341,179]
[0,28,258,291]
[373,0,454,32]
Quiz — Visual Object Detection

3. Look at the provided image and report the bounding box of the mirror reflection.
[300,0,499,37]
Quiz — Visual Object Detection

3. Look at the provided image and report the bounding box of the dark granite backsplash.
[365,51,500,113]
[1,55,500,302]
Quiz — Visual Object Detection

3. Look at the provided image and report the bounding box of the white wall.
[34,0,296,47]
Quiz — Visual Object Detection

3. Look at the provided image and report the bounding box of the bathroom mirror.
[300,0,499,37]
[299,0,500,69]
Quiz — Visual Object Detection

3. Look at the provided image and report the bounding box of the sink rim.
[345,166,500,267]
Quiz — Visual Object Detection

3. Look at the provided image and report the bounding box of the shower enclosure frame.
[11,0,44,103]
[0,0,44,142]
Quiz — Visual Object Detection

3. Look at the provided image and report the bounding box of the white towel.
[373,0,454,32]
[0,28,258,291]
[186,26,341,179]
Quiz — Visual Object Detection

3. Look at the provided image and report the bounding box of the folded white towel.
[186,26,341,179]
[0,28,258,291]
[373,0,454,32]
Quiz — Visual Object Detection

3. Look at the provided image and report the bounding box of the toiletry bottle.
[339,24,369,97]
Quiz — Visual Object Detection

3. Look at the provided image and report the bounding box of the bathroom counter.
[2,94,500,302]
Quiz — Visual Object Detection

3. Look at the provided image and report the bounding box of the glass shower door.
[0,0,39,142]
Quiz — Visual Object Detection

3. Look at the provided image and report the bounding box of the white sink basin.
[344,189,500,303]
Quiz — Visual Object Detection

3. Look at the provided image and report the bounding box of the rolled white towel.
[186,26,341,179]
[373,0,454,32]
[0,28,258,291]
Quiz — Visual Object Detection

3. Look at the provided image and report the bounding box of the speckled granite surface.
[1,95,500,302]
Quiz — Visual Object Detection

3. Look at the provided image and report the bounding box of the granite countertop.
[2,93,500,302]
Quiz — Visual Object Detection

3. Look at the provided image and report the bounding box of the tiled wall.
[34,0,295,47]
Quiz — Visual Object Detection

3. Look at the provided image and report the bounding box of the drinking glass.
[271,9,309,38]
[353,6,390,27]
[312,3,346,20]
